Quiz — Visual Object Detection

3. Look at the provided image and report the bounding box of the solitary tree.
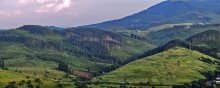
[58,62,69,73]
[0,59,5,69]
[178,61,181,67]
[5,81,17,88]
[75,82,88,88]
[44,70,50,78]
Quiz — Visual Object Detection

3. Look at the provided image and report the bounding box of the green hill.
[185,30,220,59]
[0,25,154,73]
[146,24,220,45]
[0,69,63,88]
[112,24,220,46]
[95,47,219,84]
[187,30,220,47]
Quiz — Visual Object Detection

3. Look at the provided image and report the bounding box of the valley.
[1,0,220,88]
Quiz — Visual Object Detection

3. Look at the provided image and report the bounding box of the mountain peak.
[85,0,220,30]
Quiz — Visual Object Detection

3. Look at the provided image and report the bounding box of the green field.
[95,47,219,85]
[0,69,78,88]
[0,70,53,86]
[0,70,31,83]
[110,37,155,61]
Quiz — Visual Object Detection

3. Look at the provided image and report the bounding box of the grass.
[89,85,172,88]
[109,23,195,37]
[0,70,54,84]
[0,42,111,72]
[9,67,66,79]
[110,37,155,61]
[95,47,219,85]
[110,23,220,46]
[0,27,155,72]
[0,70,28,83]
[0,69,76,88]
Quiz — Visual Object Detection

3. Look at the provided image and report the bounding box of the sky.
[0,0,164,29]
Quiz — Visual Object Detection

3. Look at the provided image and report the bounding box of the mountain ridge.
[0,25,155,72]
[84,0,220,30]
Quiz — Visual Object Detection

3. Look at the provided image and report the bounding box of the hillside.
[147,24,220,45]
[112,23,220,46]
[95,47,219,84]
[185,30,220,59]
[0,25,155,73]
[85,0,220,29]
[187,30,220,47]
[0,69,66,88]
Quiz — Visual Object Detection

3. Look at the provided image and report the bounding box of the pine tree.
[58,62,69,73]
[0,59,5,69]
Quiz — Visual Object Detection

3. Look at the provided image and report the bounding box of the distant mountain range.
[85,0,220,30]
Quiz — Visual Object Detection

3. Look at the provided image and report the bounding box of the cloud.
[0,0,73,15]
[0,10,22,16]
[18,0,57,4]
[0,11,10,16]
[55,0,72,12]
[36,0,73,13]
[18,0,29,4]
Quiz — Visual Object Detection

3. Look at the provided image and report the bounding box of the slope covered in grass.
[185,30,220,60]
[0,70,76,88]
[96,47,219,84]
[0,70,55,85]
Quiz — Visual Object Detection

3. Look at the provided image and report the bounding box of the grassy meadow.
[95,47,219,85]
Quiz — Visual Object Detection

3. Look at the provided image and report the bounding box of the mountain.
[94,47,219,84]
[85,0,220,30]
[140,29,220,61]
[47,26,63,30]
[146,24,220,46]
[0,25,154,73]
[187,30,220,47]
[111,23,220,46]
[185,30,220,59]
[94,30,220,85]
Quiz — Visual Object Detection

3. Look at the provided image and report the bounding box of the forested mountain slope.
[0,25,154,72]
[85,0,220,29]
